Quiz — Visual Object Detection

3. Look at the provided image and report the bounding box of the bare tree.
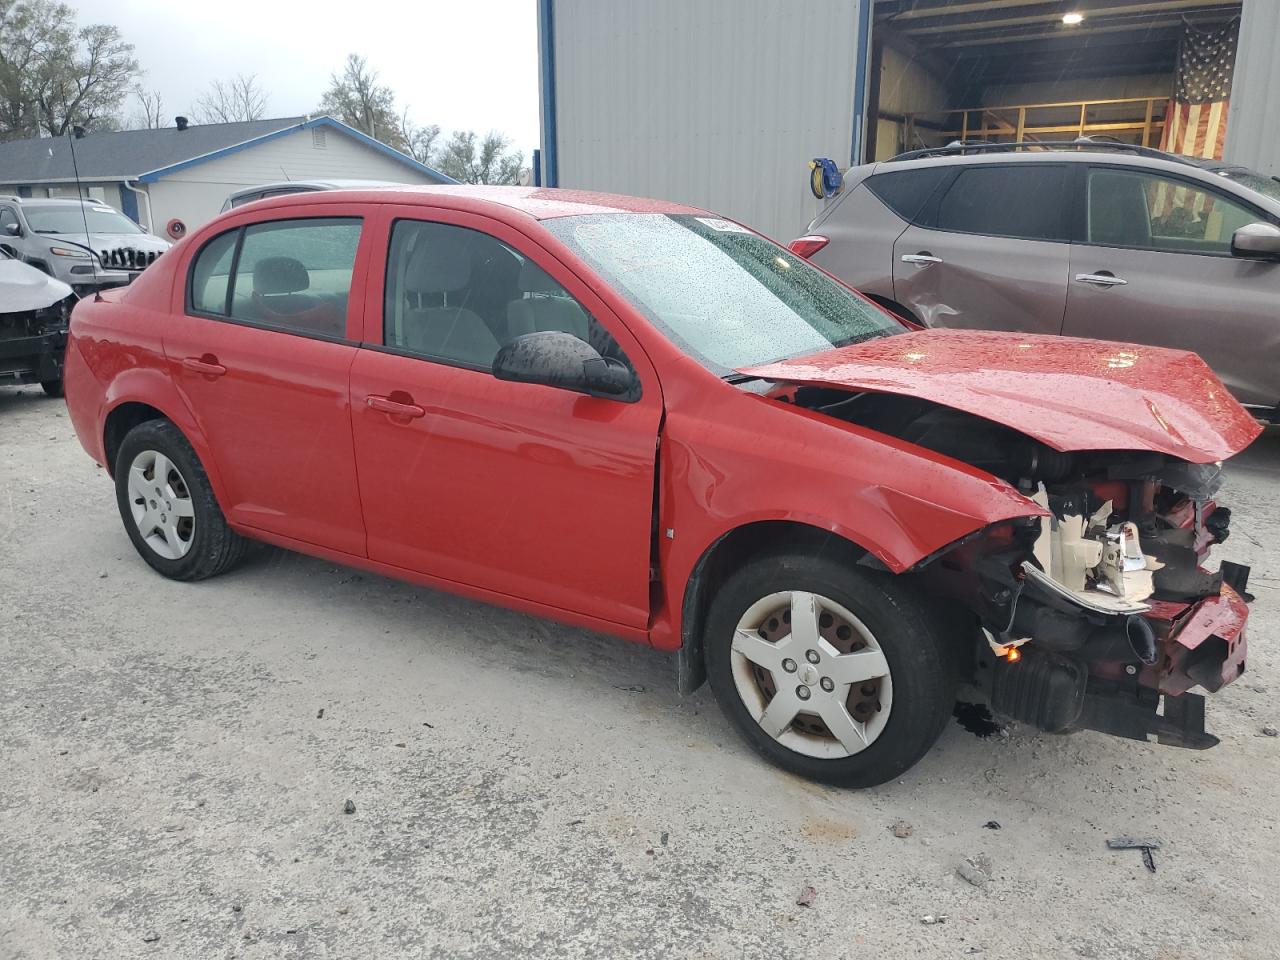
[130,87,163,129]
[318,54,408,151]
[436,130,524,185]
[399,108,440,165]
[192,73,268,124]
[0,0,139,140]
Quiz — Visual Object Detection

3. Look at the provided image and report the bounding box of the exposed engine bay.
[790,387,1252,749]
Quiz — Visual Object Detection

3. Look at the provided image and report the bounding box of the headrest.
[518,259,561,294]
[253,256,309,295]
[405,237,471,293]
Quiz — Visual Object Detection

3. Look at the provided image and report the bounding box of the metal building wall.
[1225,0,1280,176]
[543,0,865,242]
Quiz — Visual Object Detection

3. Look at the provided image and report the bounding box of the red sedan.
[64,186,1259,786]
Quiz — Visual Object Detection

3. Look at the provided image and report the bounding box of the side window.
[189,230,238,315]
[1087,168,1260,255]
[383,219,632,372]
[864,167,951,224]
[228,218,361,338]
[936,165,1069,241]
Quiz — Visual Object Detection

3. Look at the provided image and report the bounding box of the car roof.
[227,178,401,197]
[245,184,710,221]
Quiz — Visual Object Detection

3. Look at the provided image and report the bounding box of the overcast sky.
[74,0,541,159]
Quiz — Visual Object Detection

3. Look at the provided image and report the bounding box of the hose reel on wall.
[808,157,844,201]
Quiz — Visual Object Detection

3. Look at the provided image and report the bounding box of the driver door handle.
[1074,272,1128,287]
[182,356,226,378]
[901,253,942,265]
[367,395,426,419]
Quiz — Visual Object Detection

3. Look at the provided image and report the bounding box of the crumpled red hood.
[740,329,1261,464]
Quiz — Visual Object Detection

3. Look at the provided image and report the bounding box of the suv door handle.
[367,395,426,419]
[901,253,942,265]
[182,356,227,377]
[1074,272,1128,287]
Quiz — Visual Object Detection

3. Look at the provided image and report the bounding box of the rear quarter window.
[863,167,952,224]
[935,165,1070,242]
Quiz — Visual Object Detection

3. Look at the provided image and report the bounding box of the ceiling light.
[1062,12,1084,24]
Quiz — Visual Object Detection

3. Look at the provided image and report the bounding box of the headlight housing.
[49,246,91,259]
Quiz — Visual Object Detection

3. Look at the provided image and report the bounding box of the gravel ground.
[2,387,1278,960]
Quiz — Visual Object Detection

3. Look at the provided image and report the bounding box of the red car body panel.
[742,328,1262,463]
[62,186,1251,669]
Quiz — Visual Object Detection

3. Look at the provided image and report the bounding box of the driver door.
[348,206,663,629]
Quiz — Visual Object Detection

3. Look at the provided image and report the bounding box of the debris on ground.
[1262,724,1278,737]
[953,702,1006,739]
[920,914,948,925]
[231,904,242,913]
[983,821,1002,830]
[957,855,993,887]
[613,684,646,693]
[1108,837,1160,873]
[796,885,817,908]
[342,799,356,815]
[141,932,160,943]
[890,820,913,838]
[316,708,324,719]
[660,831,669,846]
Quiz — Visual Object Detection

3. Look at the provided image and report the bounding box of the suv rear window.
[936,165,1069,242]
[864,167,951,224]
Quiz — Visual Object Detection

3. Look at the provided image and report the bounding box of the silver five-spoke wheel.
[126,449,196,560]
[731,590,893,759]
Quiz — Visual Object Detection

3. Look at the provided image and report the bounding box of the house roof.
[0,115,452,185]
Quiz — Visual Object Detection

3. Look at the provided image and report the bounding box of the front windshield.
[23,204,144,236]
[543,213,900,374]
[1222,170,1280,204]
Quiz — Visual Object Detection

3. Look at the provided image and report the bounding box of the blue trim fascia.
[538,0,559,187]
[118,183,139,222]
[137,116,457,184]
[850,0,873,167]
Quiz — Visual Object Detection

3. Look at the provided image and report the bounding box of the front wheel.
[705,553,955,787]
[40,378,63,398]
[113,419,248,581]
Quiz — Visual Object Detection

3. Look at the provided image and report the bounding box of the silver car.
[791,142,1280,417]
[0,196,169,296]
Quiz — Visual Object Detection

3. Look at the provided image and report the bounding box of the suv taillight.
[788,235,829,259]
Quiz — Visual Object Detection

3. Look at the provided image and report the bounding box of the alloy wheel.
[730,591,893,759]
[126,449,196,560]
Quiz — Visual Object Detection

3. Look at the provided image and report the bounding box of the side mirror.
[492,330,640,402]
[3,222,20,237]
[1231,222,1280,261]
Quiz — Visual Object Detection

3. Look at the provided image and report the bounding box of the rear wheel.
[705,552,955,787]
[114,419,247,581]
[40,378,63,398]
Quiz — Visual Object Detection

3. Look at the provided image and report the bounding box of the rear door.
[892,162,1072,335]
[348,206,663,628]
[1063,165,1280,408]
[165,208,369,555]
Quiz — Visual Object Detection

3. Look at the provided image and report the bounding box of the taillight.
[788,235,829,259]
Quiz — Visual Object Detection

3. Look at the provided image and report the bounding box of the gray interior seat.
[1089,171,1153,248]
[252,256,317,316]
[402,238,499,367]
[506,260,591,342]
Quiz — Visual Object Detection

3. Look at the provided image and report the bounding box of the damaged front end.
[793,389,1254,751]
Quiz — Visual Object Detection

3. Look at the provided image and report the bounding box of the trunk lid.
[740,329,1260,463]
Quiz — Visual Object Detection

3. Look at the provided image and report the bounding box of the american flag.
[1159,18,1238,160]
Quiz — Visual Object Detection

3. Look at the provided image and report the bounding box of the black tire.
[40,378,63,398]
[113,419,248,581]
[705,552,955,788]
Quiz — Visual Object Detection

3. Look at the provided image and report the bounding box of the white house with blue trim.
[0,115,451,236]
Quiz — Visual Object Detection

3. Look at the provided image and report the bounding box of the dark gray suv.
[791,142,1280,417]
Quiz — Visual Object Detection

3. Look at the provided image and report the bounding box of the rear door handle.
[367,395,426,419]
[1074,272,1128,287]
[901,253,942,266]
[182,356,227,377]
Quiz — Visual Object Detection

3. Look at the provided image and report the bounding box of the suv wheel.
[40,378,63,398]
[705,552,955,787]
[113,419,247,581]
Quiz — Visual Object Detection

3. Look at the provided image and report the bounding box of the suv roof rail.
[886,138,1196,166]
[0,195,22,203]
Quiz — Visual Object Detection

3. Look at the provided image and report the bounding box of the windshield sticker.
[695,217,750,234]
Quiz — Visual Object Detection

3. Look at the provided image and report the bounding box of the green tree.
[0,1,138,140]
[318,54,409,152]
[436,130,525,185]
